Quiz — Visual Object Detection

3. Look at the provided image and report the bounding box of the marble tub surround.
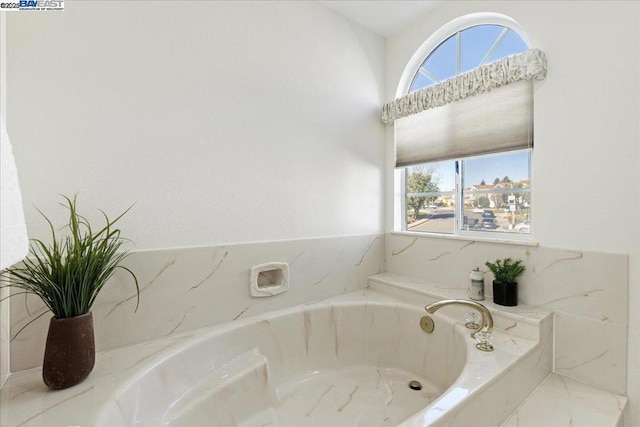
[368,273,626,426]
[555,312,628,395]
[367,273,554,426]
[96,294,468,426]
[8,234,385,372]
[387,233,628,394]
[369,273,552,343]
[1,285,548,427]
[502,373,627,427]
[1,329,202,427]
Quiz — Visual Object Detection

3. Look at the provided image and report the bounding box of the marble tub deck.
[503,373,627,426]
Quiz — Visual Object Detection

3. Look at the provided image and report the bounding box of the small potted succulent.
[485,258,526,306]
[0,195,139,389]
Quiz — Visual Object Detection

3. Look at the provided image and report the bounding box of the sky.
[410,25,529,91]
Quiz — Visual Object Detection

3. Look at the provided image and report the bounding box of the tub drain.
[408,380,422,391]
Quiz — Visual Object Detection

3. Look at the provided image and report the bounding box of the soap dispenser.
[469,267,485,301]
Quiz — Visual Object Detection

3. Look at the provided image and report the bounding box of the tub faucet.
[425,299,493,339]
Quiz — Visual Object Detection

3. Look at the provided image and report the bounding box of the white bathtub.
[95,286,551,427]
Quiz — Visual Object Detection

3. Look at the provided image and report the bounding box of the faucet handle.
[464,312,481,329]
[475,331,494,352]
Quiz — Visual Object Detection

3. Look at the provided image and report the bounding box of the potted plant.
[485,258,526,306]
[0,195,139,389]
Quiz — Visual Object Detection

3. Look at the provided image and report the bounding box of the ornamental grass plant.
[1,195,139,328]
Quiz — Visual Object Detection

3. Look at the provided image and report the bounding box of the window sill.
[390,231,539,247]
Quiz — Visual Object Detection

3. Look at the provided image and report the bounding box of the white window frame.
[396,13,532,98]
[393,13,535,244]
[457,151,533,242]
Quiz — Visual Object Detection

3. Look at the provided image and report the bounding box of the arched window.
[409,25,529,93]
[391,15,544,240]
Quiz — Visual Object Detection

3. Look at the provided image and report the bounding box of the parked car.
[514,221,530,233]
[481,218,499,229]
[482,210,495,218]
[472,206,484,213]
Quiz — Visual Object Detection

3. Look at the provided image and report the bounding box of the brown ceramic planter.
[43,312,95,389]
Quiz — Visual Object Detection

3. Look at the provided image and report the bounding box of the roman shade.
[383,48,547,168]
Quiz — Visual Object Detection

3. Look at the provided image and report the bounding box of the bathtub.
[95,286,551,427]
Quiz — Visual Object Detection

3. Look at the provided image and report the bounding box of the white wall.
[386,1,640,424]
[0,11,10,389]
[6,1,386,249]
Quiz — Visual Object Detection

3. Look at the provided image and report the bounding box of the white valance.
[382,48,547,126]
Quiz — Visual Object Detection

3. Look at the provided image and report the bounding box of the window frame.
[397,150,533,243]
[394,14,535,243]
[409,24,524,93]
[456,150,533,242]
[395,13,531,98]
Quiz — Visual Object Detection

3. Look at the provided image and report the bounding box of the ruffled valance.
[382,48,547,125]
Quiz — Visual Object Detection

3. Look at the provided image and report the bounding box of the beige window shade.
[386,48,546,168]
[395,80,533,168]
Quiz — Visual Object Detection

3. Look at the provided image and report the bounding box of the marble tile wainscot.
[7,234,386,372]
[386,233,628,395]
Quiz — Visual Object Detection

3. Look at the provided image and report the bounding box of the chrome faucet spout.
[425,299,493,338]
